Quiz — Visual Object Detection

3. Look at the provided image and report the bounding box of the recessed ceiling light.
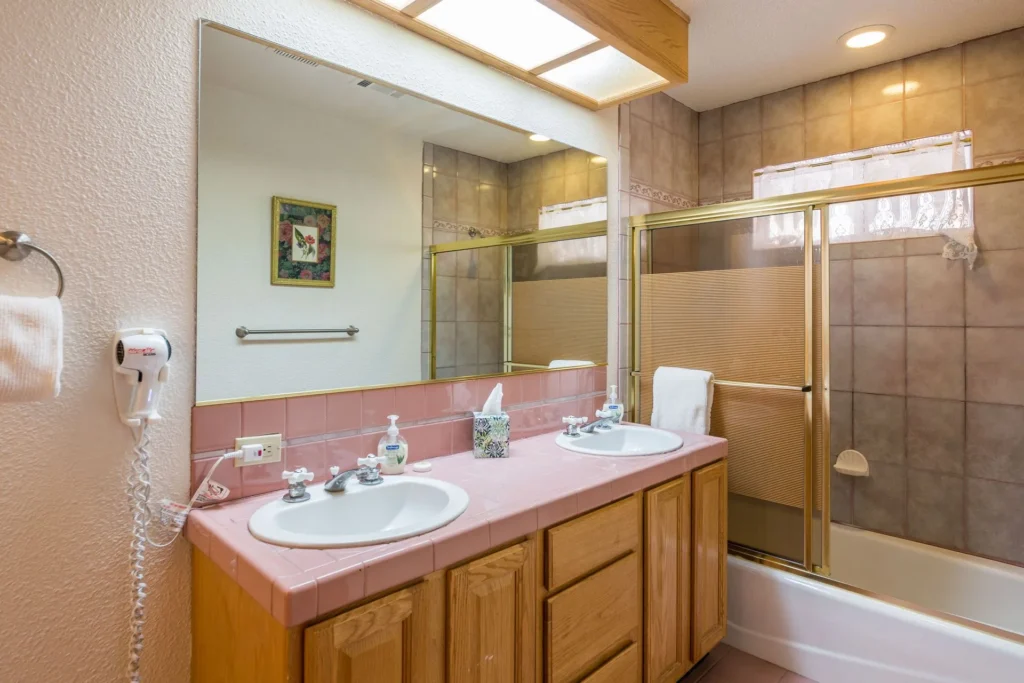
[840,25,893,49]
[529,133,551,142]
[591,156,607,164]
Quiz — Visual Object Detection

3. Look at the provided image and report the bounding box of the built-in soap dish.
[834,449,869,477]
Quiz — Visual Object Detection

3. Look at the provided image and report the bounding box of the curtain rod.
[753,136,972,178]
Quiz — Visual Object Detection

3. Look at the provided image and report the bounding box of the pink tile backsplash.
[325,391,362,433]
[192,403,241,452]
[394,385,428,424]
[362,388,396,428]
[285,394,326,439]
[240,399,285,440]
[191,368,609,499]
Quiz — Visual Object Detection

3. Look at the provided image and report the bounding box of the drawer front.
[546,554,640,683]
[546,493,640,591]
[580,643,639,683]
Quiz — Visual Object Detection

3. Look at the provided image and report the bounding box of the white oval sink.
[555,424,683,457]
[248,477,469,548]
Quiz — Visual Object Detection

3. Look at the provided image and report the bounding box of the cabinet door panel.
[304,572,444,683]
[449,540,537,683]
[644,474,691,683]
[692,460,728,659]
[546,553,640,683]
[580,643,639,683]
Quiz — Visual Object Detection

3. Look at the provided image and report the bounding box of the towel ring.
[0,231,65,298]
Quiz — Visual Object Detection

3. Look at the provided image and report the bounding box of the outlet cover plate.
[234,433,282,467]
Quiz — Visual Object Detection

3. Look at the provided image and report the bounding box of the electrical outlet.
[234,433,282,467]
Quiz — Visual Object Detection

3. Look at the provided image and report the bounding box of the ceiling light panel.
[417,0,597,71]
[540,46,667,104]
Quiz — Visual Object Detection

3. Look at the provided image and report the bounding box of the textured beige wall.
[0,1,616,681]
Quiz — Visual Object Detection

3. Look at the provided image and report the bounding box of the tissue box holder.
[472,411,510,459]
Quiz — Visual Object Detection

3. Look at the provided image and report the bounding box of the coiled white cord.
[125,420,237,682]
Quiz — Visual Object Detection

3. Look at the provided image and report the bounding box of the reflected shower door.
[636,211,824,567]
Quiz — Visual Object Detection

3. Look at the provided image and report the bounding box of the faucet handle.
[596,409,613,419]
[282,468,314,485]
[562,416,587,426]
[357,455,384,469]
[329,466,340,476]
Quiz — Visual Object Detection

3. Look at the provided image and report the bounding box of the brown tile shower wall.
[615,92,701,393]
[422,143,508,379]
[190,366,608,503]
[506,148,608,232]
[690,27,1024,566]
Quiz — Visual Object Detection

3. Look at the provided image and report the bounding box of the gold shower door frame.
[629,161,1024,577]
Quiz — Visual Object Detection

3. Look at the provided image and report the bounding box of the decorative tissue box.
[472,411,510,459]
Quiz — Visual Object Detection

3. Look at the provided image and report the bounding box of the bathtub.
[725,529,1024,683]
[830,523,1024,636]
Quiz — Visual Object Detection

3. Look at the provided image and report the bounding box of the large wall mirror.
[196,24,608,403]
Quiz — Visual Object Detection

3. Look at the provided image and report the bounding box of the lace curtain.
[536,196,607,269]
[752,131,976,265]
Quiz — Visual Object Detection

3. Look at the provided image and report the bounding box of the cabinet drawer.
[546,553,640,683]
[546,494,640,591]
[580,643,639,683]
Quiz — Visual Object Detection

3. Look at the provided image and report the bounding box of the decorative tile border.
[975,151,1024,167]
[191,367,608,502]
[629,181,697,210]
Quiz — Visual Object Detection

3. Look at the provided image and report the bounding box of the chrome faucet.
[562,416,588,437]
[324,456,384,492]
[580,409,616,433]
[281,468,314,503]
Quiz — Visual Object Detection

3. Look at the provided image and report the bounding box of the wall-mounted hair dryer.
[112,328,171,425]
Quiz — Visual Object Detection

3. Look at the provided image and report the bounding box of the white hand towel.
[651,366,714,435]
[0,295,63,402]
[548,360,595,368]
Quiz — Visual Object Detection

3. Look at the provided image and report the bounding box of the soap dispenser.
[377,414,408,474]
[603,385,623,423]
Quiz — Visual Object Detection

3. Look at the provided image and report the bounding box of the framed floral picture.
[271,196,337,287]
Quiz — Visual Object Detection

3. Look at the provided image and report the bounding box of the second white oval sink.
[248,476,469,548]
[555,424,683,457]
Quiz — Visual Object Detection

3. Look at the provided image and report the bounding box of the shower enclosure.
[629,161,1024,643]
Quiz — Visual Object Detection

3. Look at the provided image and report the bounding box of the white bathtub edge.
[725,555,1024,683]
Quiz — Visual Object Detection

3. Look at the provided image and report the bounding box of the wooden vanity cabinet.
[192,459,727,683]
[448,539,537,683]
[304,572,445,683]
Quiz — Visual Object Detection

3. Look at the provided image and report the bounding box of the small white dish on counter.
[248,476,469,548]
[555,424,683,457]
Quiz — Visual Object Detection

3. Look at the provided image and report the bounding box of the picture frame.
[270,196,337,287]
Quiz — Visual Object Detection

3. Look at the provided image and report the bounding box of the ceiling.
[667,0,1024,111]
[200,25,569,163]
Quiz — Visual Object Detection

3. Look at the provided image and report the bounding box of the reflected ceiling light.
[591,156,607,164]
[882,80,918,97]
[840,25,893,49]
[529,133,551,142]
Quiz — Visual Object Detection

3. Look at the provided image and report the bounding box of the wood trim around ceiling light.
[401,0,443,17]
[529,40,606,75]
[344,0,688,109]
[536,0,690,82]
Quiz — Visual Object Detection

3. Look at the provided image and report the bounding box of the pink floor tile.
[285,394,326,439]
[192,403,242,452]
[326,391,362,433]
[698,647,788,683]
[362,388,396,428]
[272,573,318,626]
[241,399,286,439]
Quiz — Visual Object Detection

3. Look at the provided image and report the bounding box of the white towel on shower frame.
[651,366,714,435]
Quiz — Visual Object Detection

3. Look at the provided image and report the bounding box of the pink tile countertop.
[186,427,727,627]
